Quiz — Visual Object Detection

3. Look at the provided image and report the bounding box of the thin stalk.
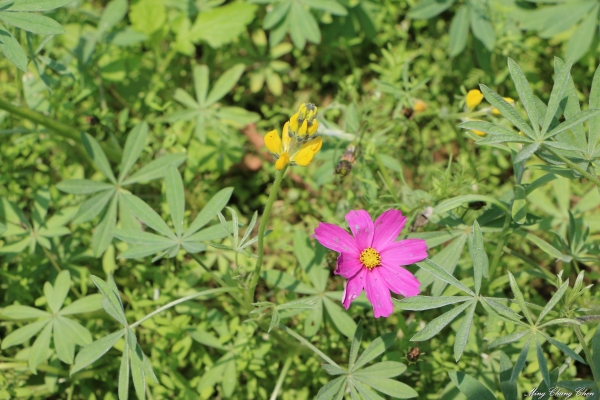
[128,287,238,329]
[544,145,600,188]
[279,324,340,368]
[574,325,598,382]
[248,167,288,305]
[190,253,245,307]
[269,356,293,400]
[0,97,121,162]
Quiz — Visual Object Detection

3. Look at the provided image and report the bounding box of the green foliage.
[2,0,600,398]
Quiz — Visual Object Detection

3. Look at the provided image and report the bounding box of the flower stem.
[544,145,600,188]
[247,167,288,306]
[269,356,293,400]
[128,287,239,329]
[0,97,121,162]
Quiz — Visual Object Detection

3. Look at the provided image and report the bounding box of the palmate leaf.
[317,323,417,399]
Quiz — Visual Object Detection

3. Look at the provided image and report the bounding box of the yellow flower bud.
[289,113,299,132]
[275,153,290,170]
[307,120,318,135]
[466,89,484,110]
[298,120,308,136]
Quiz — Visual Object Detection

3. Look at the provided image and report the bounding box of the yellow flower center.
[359,247,381,270]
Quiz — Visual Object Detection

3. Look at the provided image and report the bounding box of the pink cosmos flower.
[313,209,428,318]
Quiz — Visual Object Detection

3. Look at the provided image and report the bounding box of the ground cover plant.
[1,0,600,399]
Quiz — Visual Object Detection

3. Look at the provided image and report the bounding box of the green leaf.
[263,270,317,294]
[353,361,407,379]
[408,0,454,19]
[71,329,125,374]
[448,5,469,56]
[118,340,130,400]
[0,27,27,71]
[205,63,245,106]
[415,258,474,296]
[536,338,551,389]
[92,195,118,257]
[129,342,146,400]
[469,220,487,290]
[1,319,50,349]
[81,132,117,184]
[322,364,346,376]
[355,377,418,399]
[512,185,527,225]
[113,229,175,246]
[480,84,535,139]
[589,63,600,154]
[184,187,233,237]
[433,194,510,215]
[91,275,127,326]
[303,0,347,15]
[0,11,65,34]
[72,189,114,224]
[508,272,534,325]
[411,301,472,341]
[546,109,600,139]
[263,2,290,30]
[316,376,346,400]
[514,142,540,164]
[59,293,102,315]
[352,379,386,400]
[57,316,92,346]
[6,0,75,11]
[129,0,165,35]
[537,279,569,323]
[499,352,517,400]
[469,4,495,51]
[353,332,396,371]
[98,0,127,34]
[57,179,115,195]
[516,231,571,262]
[592,324,600,373]
[447,371,496,400]
[164,165,184,238]
[430,234,467,296]
[53,318,75,364]
[189,329,226,350]
[541,60,573,136]
[190,3,257,48]
[45,270,71,313]
[120,194,176,239]
[393,295,471,311]
[222,355,237,397]
[349,320,363,370]
[122,153,186,185]
[454,301,476,361]
[174,88,198,109]
[193,64,209,105]
[507,58,540,137]
[28,321,53,373]
[304,299,323,337]
[489,330,530,348]
[119,122,148,182]
[511,337,531,382]
[1,305,50,320]
[540,332,586,364]
[480,297,524,324]
[323,296,356,339]
[187,221,234,242]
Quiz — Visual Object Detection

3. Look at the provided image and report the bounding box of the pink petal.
[345,210,374,250]
[372,209,407,251]
[380,239,428,266]
[379,263,420,298]
[313,222,359,254]
[365,269,394,318]
[342,268,366,309]
[335,252,364,279]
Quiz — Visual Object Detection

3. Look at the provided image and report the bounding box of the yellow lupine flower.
[413,100,428,113]
[264,120,322,171]
[290,103,319,137]
[466,89,484,110]
[492,97,515,115]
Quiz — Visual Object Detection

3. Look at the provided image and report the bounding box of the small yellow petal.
[304,136,322,155]
[466,89,484,110]
[291,146,315,166]
[472,130,485,136]
[307,120,319,135]
[503,97,515,105]
[289,113,299,132]
[298,120,308,136]
[282,122,291,150]
[264,130,282,154]
[275,152,290,170]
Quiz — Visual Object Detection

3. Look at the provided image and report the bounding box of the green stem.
[574,325,598,382]
[190,253,246,307]
[248,167,288,306]
[128,287,238,329]
[269,356,293,400]
[544,145,600,188]
[279,324,341,368]
[0,97,121,162]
